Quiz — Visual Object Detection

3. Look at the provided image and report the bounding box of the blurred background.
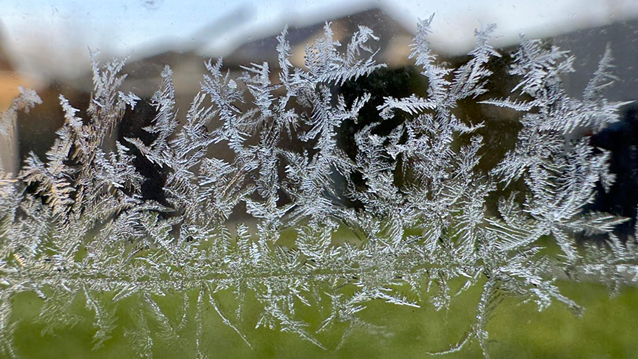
[2,0,638,174]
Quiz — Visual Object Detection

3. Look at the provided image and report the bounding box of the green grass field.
[9,278,638,359]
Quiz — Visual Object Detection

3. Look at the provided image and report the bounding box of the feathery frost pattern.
[0,18,636,358]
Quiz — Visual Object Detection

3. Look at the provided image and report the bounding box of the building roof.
[222,7,414,69]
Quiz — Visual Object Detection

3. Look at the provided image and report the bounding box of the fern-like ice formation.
[0,17,636,358]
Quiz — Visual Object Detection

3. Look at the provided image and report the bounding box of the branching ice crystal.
[0,16,636,358]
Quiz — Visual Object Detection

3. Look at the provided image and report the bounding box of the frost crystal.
[0,17,636,358]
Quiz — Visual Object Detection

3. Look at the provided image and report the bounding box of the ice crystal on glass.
[0,16,636,358]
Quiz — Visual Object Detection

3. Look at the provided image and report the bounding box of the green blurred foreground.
[9,279,638,359]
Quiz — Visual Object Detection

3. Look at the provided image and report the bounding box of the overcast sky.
[2,0,638,80]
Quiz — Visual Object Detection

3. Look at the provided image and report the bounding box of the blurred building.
[1,4,638,177]
[0,25,28,175]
